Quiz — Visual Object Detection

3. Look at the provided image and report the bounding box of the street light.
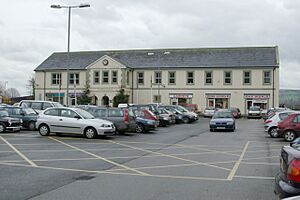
[51,3,90,106]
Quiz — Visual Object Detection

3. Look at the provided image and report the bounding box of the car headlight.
[227,121,234,125]
[178,116,182,119]
[8,119,12,126]
[100,124,110,128]
[20,119,23,123]
[210,121,216,125]
[147,121,153,125]
[163,117,169,121]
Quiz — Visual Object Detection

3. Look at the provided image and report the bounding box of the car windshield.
[0,110,9,117]
[23,108,37,115]
[230,108,238,112]
[213,111,233,119]
[206,107,215,110]
[176,105,189,112]
[75,108,95,119]
[250,106,260,111]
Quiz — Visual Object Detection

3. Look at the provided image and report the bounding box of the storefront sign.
[244,94,270,99]
[46,93,65,97]
[169,93,193,98]
[68,93,83,98]
[206,94,230,99]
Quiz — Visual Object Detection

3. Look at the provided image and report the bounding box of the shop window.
[187,71,194,84]
[243,71,251,85]
[224,71,232,85]
[168,71,176,85]
[111,71,118,84]
[153,95,161,103]
[51,73,61,85]
[205,71,213,85]
[137,72,144,85]
[263,71,271,84]
[102,71,109,84]
[69,73,79,85]
[155,71,161,84]
[94,71,100,84]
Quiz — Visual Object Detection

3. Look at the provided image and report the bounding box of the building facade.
[34,46,280,114]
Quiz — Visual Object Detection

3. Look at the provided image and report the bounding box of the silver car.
[36,107,115,139]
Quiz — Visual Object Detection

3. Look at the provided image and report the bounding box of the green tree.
[77,84,92,105]
[113,89,129,107]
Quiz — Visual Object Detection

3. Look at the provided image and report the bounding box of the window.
[205,71,213,84]
[95,109,107,117]
[31,102,42,110]
[155,72,161,84]
[12,108,21,115]
[224,71,232,84]
[263,70,271,84]
[43,102,52,110]
[69,73,79,85]
[153,95,161,103]
[112,71,118,84]
[94,71,100,84]
[243,71,251,84]
[44,109,59,116]
[108,109,124,117]
[51,73,61,85]
[127,71,130,85]
[187,72,194,84]
[61,109,79,118]
[168,71,176,84]
[137,72,144,85]
[102,71,109,84]
[293,115,300,123]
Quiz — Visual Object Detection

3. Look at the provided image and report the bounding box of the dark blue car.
[209,109,235,132]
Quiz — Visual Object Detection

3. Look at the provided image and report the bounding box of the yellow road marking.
[0,136,37,167]
[227,141,250,180]
[49,137,149,176]
[0,161,228,181]
[110,141,231,171]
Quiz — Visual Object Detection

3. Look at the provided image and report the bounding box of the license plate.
[217,127,226,129]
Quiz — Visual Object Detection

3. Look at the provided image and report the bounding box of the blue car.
[209,109,235,132]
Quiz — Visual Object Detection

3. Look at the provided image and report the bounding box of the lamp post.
[51,3,90,106]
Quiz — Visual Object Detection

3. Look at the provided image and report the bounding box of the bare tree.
[5,88,20,98]
[26,75,35,96]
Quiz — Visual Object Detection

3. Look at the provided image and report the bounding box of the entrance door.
[208,99,215,107]
[247,100,253,110]
[170,98,178,105]
[178,98,187,104]
[102,96,109,106]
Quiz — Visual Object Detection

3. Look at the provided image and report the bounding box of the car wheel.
[0,124,6,133]
[183,118,189,124]
[28,121,36,131]
[284,130,296,142]
[39,124,50,136]
[269,127,278,138]
[85,127,97,139]
[136,124,145,133]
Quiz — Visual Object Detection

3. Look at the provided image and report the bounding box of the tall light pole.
[51,3,90,106]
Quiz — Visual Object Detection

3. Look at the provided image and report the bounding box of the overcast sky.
[0,0,299,95]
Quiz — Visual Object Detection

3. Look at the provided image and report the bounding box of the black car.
[275,138,300,198]
[3,107,38,130]
[0,110,22,133]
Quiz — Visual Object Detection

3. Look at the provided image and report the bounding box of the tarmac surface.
[0,118,285,200]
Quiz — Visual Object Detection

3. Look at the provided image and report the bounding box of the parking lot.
[0,118,285,200]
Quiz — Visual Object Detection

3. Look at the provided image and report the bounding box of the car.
[247,106,262,119]
[162,105,197,123]
[264,111,298,138]
[229,107,241,118]
[209,109,235,132]
[157,108,174,126]
[130,109,157,133]
[160,106,184,124]
[2,107,38,131]
[130,108,159,126]
[80,106,136,134]
[0,110,22,133]
[179,104,200,115]
[203,107,216,118]
[36,107,116,139]
[277,113,300,142]
[275,138,300,198]
[19,100,64,113]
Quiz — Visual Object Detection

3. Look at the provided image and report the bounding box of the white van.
[19,100,64,113]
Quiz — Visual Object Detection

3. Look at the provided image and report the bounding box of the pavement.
[0,118,286,200]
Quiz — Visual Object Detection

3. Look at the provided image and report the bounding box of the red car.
[277,113,300,142]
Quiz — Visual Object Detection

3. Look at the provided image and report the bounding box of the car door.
[293,114,300,135]
[43,109,61,133]
[58,109,83,134]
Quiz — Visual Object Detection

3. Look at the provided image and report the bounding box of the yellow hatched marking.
[0,136,37,167]
[49,137,149,176]
[110,141,231,171]
[227,141,250,180]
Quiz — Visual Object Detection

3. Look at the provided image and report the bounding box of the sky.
[0,0,299,95]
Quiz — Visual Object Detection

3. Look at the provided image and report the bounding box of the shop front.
[244,94,270,110]
[46,92,64,104]
[169,93,193,105]
[206,93,231,109]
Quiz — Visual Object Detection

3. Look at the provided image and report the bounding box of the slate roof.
[35,46,279,71]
